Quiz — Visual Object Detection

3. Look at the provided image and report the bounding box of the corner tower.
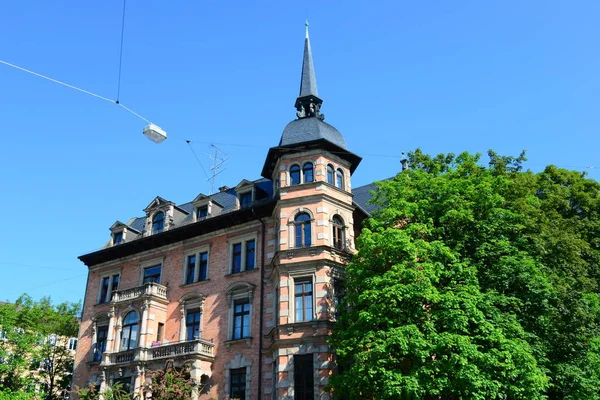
[261,23,361,400]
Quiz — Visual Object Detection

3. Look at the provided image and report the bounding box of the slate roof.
[279,117,347,150]
[352,182,378,216]
[299,27,318,98]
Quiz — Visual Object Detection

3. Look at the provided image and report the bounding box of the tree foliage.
[330,150,600,399]
[0,295,80,399]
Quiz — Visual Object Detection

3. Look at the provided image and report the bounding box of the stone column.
[106,306,117,352]
[179,304,186,341]
[140,300,150,348]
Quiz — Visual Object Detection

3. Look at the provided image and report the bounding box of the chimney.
[218,186,230,192]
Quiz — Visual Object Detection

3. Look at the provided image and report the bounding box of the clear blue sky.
[1,1,598,305]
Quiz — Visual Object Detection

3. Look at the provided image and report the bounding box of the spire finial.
[295,21,324,120]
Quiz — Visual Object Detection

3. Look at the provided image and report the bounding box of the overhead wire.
[116,0,127,103]
[0,58,152,124]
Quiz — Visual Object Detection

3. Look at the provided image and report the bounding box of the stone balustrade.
[101,339,214,366]
[111,282,167,303]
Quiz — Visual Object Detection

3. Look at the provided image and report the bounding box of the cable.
[116,0,127,103]
[3,274,87,299]
[0,59,153,124]
[0,261,81,272]
[186,140,211,180]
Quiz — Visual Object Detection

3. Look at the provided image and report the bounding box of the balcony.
[111,282,167,304]
[102,339,215,366]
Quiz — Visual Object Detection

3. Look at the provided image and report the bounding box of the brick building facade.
[72,27,374,400]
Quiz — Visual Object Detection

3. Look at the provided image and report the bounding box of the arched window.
[294,213,312,248]
[335,169,344,189]
[302,162,314,183]
[121,311,139,350]
[332,215,345,250]
[327,164,334,185]
[290,165,301,185]
[152,211,165,234]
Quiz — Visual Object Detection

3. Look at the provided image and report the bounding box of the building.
[73,26,376,400]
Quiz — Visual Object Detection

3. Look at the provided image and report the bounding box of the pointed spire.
[299,21,318,98]
[295,21,325,120]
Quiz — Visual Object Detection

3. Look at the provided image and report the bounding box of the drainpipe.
[253,210,267,400]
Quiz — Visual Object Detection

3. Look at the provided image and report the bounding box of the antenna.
[205,144,229,194]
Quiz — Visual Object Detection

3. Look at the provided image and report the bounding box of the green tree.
[0,295,80,399]
[330,150,600,399]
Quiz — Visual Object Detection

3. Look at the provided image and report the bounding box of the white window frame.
[97,271,120,304]
[183,245,211,285]
[226,282,255,341]
[68,337,78,351]
[288,208,315,249]
[139,257,164,285]
[287,272,317,323]
[228,234,258,274]
[178,294,205,342]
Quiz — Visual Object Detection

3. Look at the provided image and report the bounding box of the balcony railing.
[111,282,167,303]
[102,339,214,366]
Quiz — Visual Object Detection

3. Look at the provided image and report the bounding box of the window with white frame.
[112,231,123,245]
[184,249,209,284]
[335,168,344,189]
[302,162,314,183]
[332,215,346,250]
[68,337,78,351]
[226,283,255,341]
[92,317,109,362]
[152,211,165,234]
[294,213,312,248]
[98,273,120,304]
[294,277,314,322]
[239,191,253,208]
[178,294,205,342]
[143,264,162,284]
[229,237,256,274]
[120,311,139,350]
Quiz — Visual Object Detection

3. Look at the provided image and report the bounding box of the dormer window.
[112,231,123,245]
[239,192,252,208]
[197,206,208,220]
[152,212,165,234]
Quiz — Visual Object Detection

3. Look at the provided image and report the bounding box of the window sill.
[226,268,259,277]
[224,337,253,350]
[180,279,210,288]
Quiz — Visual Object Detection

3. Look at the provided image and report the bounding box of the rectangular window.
[333,279,345,320]
[239,192,252,208]
[68,338,78,351]
[157,323,164,343]
[186,309,201,341]
[99,274,120,304]
[230,368,247,400]
[294,354,314,400]
[113,231,123,245]
[185,255,196,285]
[197,206,208,219]
[230,238,257,274]
[246,240,255,270]
[143,265,161,284]
[185,251,209,284]
[232,243,242,273]
[93,325,108,362]
[295,278,313,322]
[232,299,250,340]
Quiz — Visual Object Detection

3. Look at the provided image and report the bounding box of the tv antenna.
[205,144,229,194]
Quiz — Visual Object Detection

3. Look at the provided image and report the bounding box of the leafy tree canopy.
[0,295,80,399]
[330,149,600,400]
